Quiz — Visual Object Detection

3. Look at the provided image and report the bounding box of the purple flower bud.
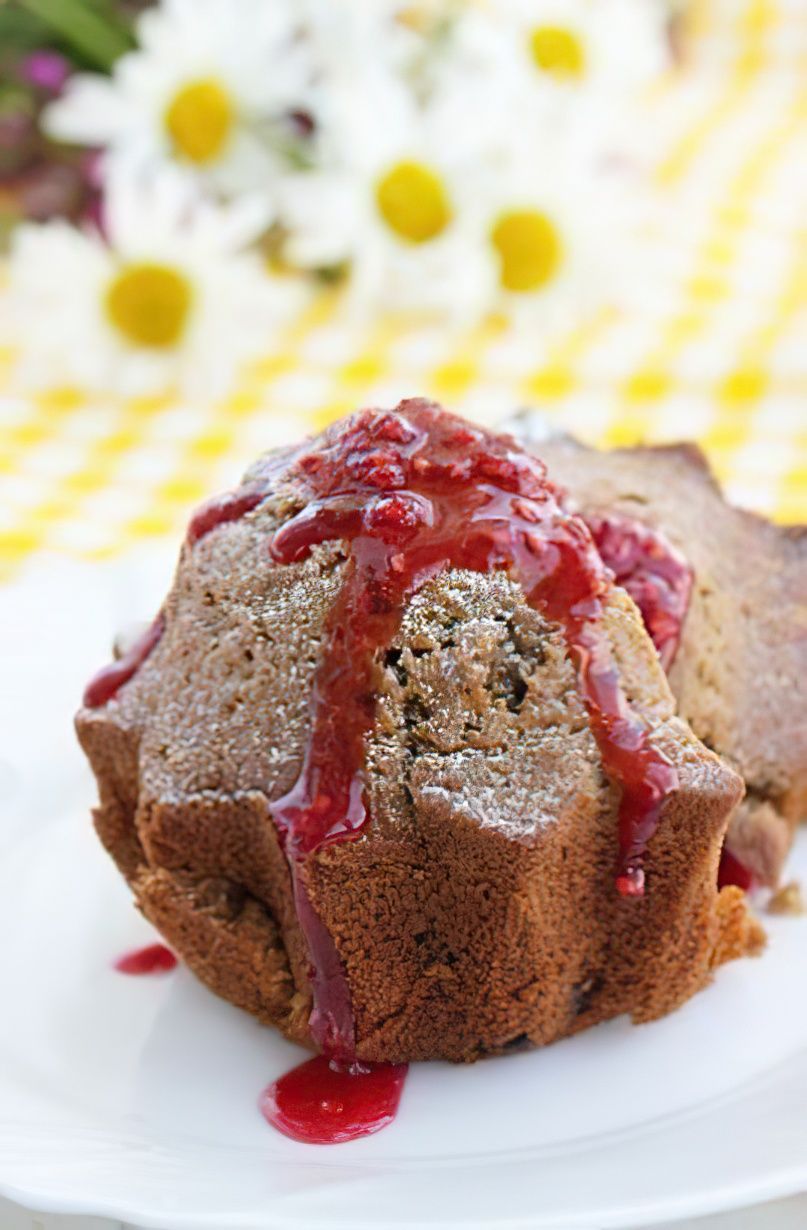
[287,109,316,138]
[22,51,71,96]
[82,191,106,238]
[80,149,105,191]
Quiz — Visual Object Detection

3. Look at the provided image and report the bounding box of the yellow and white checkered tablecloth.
[0,0,804,585]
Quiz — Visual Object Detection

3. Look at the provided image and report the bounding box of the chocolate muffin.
[513,415,807,890]
[77,400,760,1066]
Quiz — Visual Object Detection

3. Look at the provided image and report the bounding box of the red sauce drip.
[83,476,276,709]
[268,399,679,1066]
[260,1055,407,1145]
[114,943,178,974]
[718,848,754,892]
[83,613,165,709]
[186,486,266,545]
[585,514,693,674]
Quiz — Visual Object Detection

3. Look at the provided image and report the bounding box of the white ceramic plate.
[2,556,807,1230]
[0,804,806,1230]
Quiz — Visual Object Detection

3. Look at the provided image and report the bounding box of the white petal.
[43,76,130,145]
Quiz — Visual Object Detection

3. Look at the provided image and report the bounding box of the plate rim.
[0,1140,806,1229]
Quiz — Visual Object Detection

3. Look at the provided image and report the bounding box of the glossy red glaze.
[114,943,178,974]
[186,486,266,545]
[585,513,693,674]
[717,848,755,892]
[83,613,165,709]
[268,399,679,1064]
[259,1055,407,1145]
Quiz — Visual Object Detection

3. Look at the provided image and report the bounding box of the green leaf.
[13,0,134,71]
[0,8,52,52]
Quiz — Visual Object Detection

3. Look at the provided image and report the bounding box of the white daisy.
[468,154,637,323]
[491,0,668,96]
[6,167,292,400]
[43,0,323,198]
[278,34,622,323]
[278,63,484,315]
[342,1,491,105]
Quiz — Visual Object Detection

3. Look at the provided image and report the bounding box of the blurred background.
[0,0,804,591]
[0,6,804,1226]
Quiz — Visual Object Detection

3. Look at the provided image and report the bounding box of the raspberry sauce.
[260,1055,407,1145]
[83,613,165,709]
[83,474,280,709]
[186,486,266,545]
[584,514,693,673]
[717,848,754,892]
[114,943,178,974]
[268,399,679,1072]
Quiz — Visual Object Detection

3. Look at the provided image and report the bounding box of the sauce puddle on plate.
[114,943,178,975]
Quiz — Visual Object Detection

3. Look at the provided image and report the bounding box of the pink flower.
[22,51,71,96]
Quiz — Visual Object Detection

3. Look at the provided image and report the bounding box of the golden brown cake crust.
[77,427,753,1064]
[525,429,807,888]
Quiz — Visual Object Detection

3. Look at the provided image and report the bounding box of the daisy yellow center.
[375,161,452,243]
[105,263,193,348]
[529,26,586,79]
[164,78,234,164]
[491,210,563,293]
